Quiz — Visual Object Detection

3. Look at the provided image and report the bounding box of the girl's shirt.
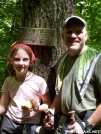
[2,74,49,124]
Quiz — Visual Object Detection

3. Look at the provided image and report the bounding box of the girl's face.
[11,49,31,75]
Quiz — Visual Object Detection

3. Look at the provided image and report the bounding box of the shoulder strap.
[56,51,68,73]
[80,52,101,99]
[55,51,68,94]
[74,113,85,131]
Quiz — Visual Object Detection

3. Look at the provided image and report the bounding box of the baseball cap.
[63,16,86,27]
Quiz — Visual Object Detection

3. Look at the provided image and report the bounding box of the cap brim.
[64,16,86,27]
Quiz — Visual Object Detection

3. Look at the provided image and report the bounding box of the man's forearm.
[88,104,101,127]
[50,93,61,114]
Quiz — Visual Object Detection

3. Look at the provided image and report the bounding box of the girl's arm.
[38,92,51,112]
[0,93,10,114]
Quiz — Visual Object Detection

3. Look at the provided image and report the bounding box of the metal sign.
[19,27,56,46]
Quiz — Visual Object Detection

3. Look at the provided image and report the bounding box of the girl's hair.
[7,44,36,76]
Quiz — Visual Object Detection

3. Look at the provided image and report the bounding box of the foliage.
[0,0,101,91]
[0,0,22,90]
[0,0,22,57]
[76,0,101,52]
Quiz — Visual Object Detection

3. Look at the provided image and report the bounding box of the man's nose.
[71,33,77,38]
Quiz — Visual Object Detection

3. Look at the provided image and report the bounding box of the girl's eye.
[14,58,20,61]
[23,58,29,61]
[13,58,30,61]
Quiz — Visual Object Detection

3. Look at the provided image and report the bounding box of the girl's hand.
[21,100,33,110]
[21,99,38,111]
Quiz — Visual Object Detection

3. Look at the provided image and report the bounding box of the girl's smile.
[11,49,31,76]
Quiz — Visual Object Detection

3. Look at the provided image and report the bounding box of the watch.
[85,120,93,131]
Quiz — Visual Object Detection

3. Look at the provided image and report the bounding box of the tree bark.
[20,0,77,79]
[19,0,77,133]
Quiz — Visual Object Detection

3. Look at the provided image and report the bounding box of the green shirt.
[55,52,101,134]
[61,54,101,115]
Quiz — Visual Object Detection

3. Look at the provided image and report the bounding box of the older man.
[43,16,101,134]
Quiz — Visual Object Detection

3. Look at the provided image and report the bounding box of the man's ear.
[85,33,88,41]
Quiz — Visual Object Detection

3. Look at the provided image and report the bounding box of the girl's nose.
[19,60,23,65]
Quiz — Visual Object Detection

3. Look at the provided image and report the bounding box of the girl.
[0,43,51,134]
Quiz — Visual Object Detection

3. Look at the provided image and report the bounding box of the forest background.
[0,0,101,90]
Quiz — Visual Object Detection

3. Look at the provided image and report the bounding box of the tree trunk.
[19,0,77,81]
[19,0,77,133]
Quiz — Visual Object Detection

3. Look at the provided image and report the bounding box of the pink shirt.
[2,74,49,124]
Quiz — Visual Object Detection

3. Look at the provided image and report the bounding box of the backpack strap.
[79,52,101,99]
[74,113,85,131]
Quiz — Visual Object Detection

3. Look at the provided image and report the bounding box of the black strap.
[74,113,85,131]
[63,110,94,131]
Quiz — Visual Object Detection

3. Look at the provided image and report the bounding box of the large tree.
[19,0,77,81]
[19,1,77,131]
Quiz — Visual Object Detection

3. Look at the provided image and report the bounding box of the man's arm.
[50,93,61,114]
[87,104,101,127]
[43,93,61,130]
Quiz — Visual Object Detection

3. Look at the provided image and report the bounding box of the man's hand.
[68,122,84,134]
[43,115,55,130]
[43,108,55,130]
